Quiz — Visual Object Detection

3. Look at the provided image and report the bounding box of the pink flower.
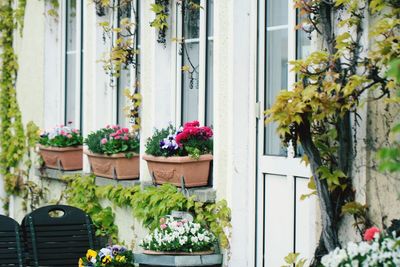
[364,226,380,241]
[101,138,107,144]
[184,120,200,128]
[110,133,117,137]
[115,136,121,140]
[112,125,119,130]
[72,129,79,134]
[160,224,167,230]
[122,128,129,133]
[116,129,122,135]
[123,136,129,141]
[67,134,72,139]
[60,130,66,136]
[106,124,110,128]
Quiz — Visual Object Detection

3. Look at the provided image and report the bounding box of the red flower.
[364,227,380,241]
[184,120,200,128]
[122,128,129,133]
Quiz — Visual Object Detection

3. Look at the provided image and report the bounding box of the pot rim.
[142,249,214,255]
[84,149,139,159]
[142,154,213,163]
[38,144,83,151]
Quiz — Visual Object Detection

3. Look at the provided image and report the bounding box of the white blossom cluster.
[321,234,400,267]
[140,216,215,253]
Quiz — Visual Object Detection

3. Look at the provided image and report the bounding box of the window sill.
[36,168,217,203]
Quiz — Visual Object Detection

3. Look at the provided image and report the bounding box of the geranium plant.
[321,227,400,267]
[39,124,83,147]
[79,245,134,267]
[145,121,213,159]
[140,216,216,253]
[85,125,139,156]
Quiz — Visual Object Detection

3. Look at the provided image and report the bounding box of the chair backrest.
[21,205,95,267]
[0,214,24,267]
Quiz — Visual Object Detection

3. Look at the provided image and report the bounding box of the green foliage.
[63,174,119,241]
[378,58,400,173]
[63,174,231,250]
[145,125,176,157]
[0,1,28,196]
[150,0,170,44]
[281,252,307,267]
[85,126,139,155]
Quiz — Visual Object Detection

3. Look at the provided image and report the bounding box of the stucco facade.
[1,0,399,266]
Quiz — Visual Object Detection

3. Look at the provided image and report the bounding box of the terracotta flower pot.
[38,145,83,171]
[142,154,213,188]
[85,151,139,180]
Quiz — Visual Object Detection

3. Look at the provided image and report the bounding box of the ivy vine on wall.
[0,0,27,196]
[62,174,232,250]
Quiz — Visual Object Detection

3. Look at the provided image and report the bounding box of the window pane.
[205,0,214,126]
[65,0,77,127]
[183,0,200,39]
[182,42,200,123]
[267,0,288,27]
[264,29,288,156]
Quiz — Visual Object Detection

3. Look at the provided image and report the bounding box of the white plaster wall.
[139,0,177,183]
[15,0,45,128]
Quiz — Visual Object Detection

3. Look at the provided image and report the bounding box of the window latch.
[255,101,262,120]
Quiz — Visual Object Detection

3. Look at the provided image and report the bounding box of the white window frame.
[175,0,213,126]
[62,0,84,130]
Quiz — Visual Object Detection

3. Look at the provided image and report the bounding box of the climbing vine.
[62,174,232,250]
[266,0,400,264]
[0,0,27,196]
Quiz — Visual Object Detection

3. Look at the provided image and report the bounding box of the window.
[177,0,214,126]
[263,0,310,156]
[64,0,83,130]
[116,0,140,127]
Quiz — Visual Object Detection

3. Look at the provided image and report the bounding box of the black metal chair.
[21,205,95,267]
[0,214,25,267]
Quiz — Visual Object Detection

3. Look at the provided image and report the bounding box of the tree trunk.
[298,116,340,252]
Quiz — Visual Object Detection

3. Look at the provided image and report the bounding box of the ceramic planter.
[142,154,213,187]
[38,145,83,171]
[85,151,139,180]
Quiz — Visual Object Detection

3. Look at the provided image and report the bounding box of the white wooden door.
[255,0,316,266]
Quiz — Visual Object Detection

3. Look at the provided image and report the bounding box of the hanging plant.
[150,0,170,44]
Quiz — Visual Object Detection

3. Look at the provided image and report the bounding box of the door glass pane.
[264,29,288,156]
[182,0,201,123]
[65,0,77,127]
[267,0,288,27]
[205,0,214,126]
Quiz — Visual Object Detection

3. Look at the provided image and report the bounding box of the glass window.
[180,0,214,126]
[181,0,201,123]
[205,0,214,126]
[65,0,80,128]
[264,0,288,156]
[117,0,140,127]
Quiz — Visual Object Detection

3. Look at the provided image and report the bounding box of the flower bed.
[143,121,213,187]
[140,216,216,254]
[321,227,400,267]
[79,245,134,267]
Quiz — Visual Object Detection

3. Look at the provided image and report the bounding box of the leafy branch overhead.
[266,0,400,264]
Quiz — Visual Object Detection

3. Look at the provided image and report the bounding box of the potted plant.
[79,245,134,267]
[143,121,213,187]
[140,216,216,255]
[38,124,83,170]
[84,125,140,180]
